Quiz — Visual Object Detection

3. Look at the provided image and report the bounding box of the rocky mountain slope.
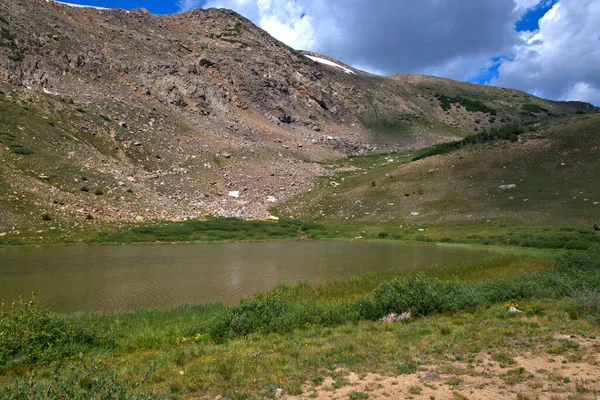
[280,113,600,232]
[0,0,595,231]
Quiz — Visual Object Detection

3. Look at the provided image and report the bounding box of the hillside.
[0,0,596,232]
[278,113,600,243]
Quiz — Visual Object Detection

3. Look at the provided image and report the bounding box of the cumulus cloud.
[197,0,520,78]
[490,0,600,105]
[180,0,599,104]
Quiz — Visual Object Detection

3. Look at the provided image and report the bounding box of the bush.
[0,298,114,365]
[372,274,479,317]
[9,144,33,155]
[554,246,600,273]
[413,124,524,161]
[209,293,292,338]
[435,94,497,115]
[208,293,360,340]
[521,104,549,114]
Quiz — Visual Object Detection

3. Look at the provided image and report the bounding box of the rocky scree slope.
[0,0,595,230]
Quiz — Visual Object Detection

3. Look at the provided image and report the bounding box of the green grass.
[88,217,329,244]
[0,217,336,247]
[1,249,600,398]
[278,114,600,243]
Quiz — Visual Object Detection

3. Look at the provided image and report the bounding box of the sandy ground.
[287,335,600,400]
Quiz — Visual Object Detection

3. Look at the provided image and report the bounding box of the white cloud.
[198,0,315,50]
[422,55,496,82]
[256,0,315,50]
[198,0,520,76]
[181,0,599,104]
[513,0,542,12]
[564,82,600,105]
[178,0,201,11]
[491,0,600,104]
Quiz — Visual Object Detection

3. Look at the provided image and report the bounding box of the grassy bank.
[2,249,600,399]
[0,217,335,247]
[2,215,598,257]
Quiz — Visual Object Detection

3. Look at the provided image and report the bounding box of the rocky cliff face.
[0,0,595,229]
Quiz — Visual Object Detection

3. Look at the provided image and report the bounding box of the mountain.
[0,0,596,232]
[279,113,600,242]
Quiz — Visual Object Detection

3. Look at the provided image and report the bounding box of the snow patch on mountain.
[51,1,111,11]
[304,55,356,75]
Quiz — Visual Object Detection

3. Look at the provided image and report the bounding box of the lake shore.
[5,249,600,399]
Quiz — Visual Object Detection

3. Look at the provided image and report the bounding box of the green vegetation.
[522,103,549,114]
[0,298,113,365]
[435,93,497,115]
[0,130,16,143]
[88,217,329,244]
[280,114,600,242]
[413,124,524,161]
[8,144,33,155]
[204,247,595,340]
[1,250,600,398]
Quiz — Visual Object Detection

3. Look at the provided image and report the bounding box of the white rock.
[499,184,517,190]
[228,191,240,198]
[508,306,522,313]
[410,212,420,216]
[267,196,277,203]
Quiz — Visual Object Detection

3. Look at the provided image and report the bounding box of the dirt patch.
[286,335,600,400]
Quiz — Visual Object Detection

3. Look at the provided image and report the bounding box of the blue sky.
[57,0,187,14]
[471,0,559,85]
[55,0,600,104]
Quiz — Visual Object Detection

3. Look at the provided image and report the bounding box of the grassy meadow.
[2,248,600,399]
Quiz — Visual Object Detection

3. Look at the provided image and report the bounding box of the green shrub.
[554,246,600,273]
[209,293,292,338]
[521,104,549,114]
[434,94,496,115]
[395,359,418,374]
[100,217,327,244]
[0,298,114,365]
[413,124,523,161]
[9,144,33,155]
[372,274,479,317]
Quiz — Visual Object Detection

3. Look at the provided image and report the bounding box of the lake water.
[0,241,493,313]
